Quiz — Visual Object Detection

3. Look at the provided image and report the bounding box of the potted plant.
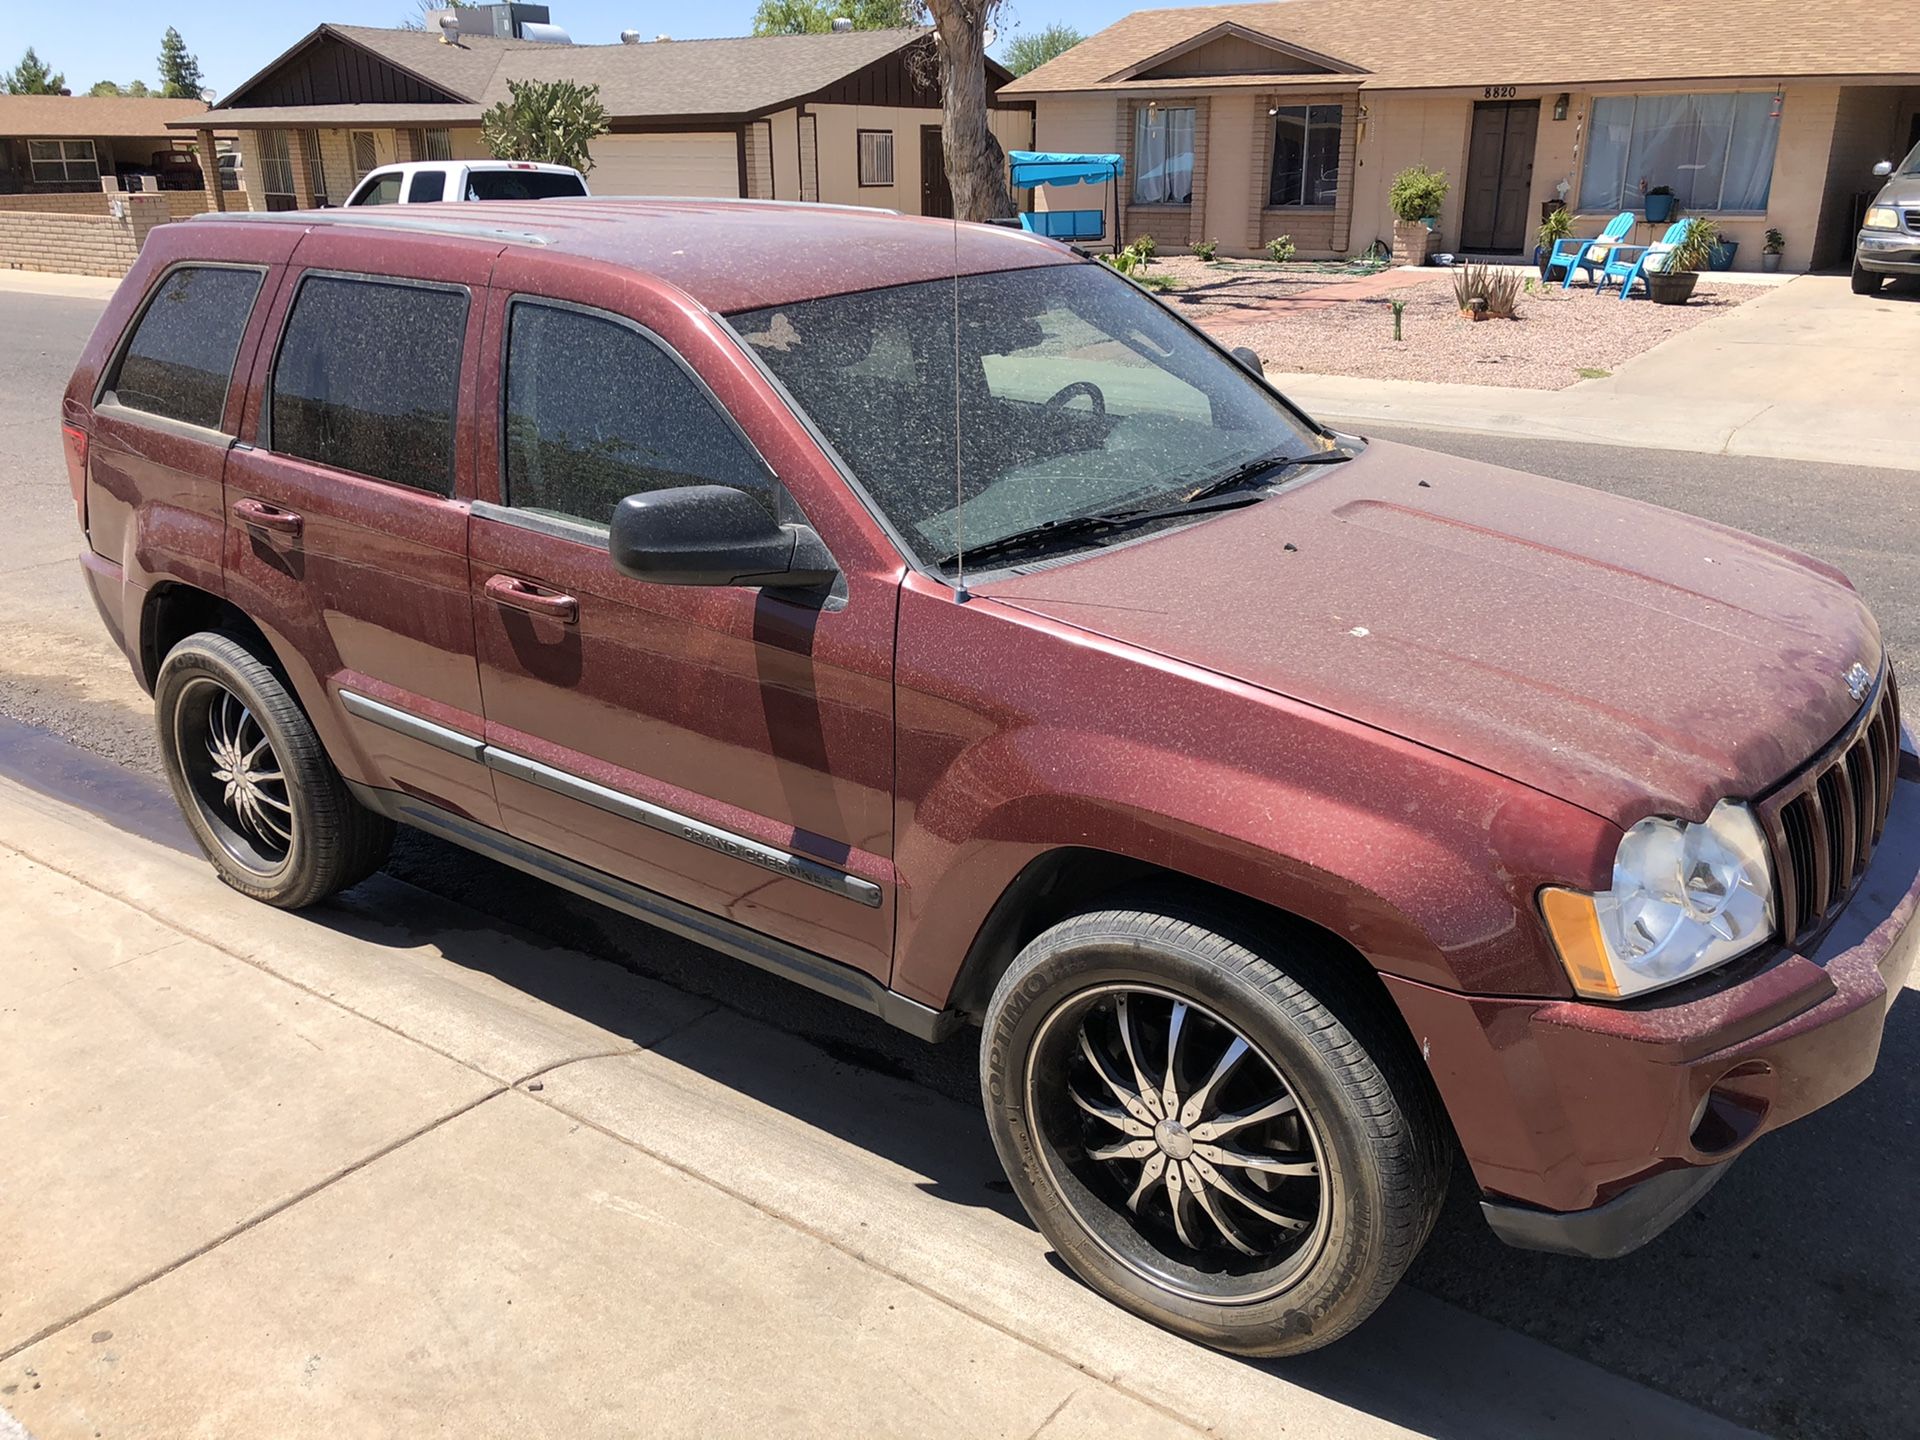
[1642,181,1677,223]
[1645,216,1719,304]
[1388,165,1450,266]
[1761,228,1784,272]
[1708,238,1739,270]
[1535,206,1573,280]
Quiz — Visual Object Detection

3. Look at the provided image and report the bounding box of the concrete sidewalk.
[1276,275,1919,472]
[0,776,1758,1439]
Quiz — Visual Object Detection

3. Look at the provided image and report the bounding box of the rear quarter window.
[268,274,468,494]
[106,265,263,430]
[467,170,586,200]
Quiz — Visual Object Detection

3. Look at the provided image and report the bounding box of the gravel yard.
[1146,257,1759,390]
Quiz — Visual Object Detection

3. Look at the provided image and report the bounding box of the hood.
[1872,173,1920,209]
[982,441,1883,827]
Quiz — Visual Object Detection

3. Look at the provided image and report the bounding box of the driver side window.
[502,300,775,527]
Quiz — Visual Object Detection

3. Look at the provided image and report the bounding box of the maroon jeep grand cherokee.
[64,200,1918,1354]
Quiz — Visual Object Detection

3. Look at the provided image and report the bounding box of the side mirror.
[1873,160,1894,178]
[1231,345,1265,377]
[609,485,837,591]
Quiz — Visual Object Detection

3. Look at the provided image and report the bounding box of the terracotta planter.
[1392,218,1436,267]
[1646,270,1699,306]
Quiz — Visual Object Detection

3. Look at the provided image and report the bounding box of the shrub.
[1265,234,1296,264]
[1388,165,1449,222]
[1100,238,1156,276]
[1193,237,1218,261]
[1452,263,1522,319]
[1537,206,1573,249]
[481,78,609,173]
[1666,216,1721,273]
[1133,233,1157,264]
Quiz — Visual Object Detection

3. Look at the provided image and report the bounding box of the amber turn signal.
[1538,887,1623,1000]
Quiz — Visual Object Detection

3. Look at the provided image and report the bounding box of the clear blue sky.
[5,1,1154,96]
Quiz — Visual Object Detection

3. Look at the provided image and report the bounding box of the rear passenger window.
[108,265,262,430]
[408,171,446,202]
[503,301,770,526]
[269,274,467,494]
[354,173,402,205]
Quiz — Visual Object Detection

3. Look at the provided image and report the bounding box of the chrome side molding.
[339,689,882,908]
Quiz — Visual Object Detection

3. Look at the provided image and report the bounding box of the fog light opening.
[1690,1061,1774,1155]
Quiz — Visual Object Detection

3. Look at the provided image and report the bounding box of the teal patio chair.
[1601,219,1690,299]
[1551,211,1635,289]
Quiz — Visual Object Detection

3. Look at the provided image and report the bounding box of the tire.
[154,631,392,909]
[981,899,1448,1356]
[1851,259,1882,295]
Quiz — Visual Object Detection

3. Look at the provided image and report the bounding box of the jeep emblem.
[1844,662,1873,702]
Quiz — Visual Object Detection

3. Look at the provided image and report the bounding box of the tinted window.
[408,170,446,202]
[353,172,403,205]
[468,170,587,201]
[110,266,263,430]
[504,301,767,526]
[270,275,467,493]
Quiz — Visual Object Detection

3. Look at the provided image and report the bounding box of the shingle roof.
[0,94,210,139]
[218,25,942,124]
[1004,0,1920,95]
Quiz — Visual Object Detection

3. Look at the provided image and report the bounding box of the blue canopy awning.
[1007,151,1125,189]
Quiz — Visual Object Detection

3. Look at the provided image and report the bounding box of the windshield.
[1900,139,1920,177]
[731,262,1325,568]
[466,170,587,200]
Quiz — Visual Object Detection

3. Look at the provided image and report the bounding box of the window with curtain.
[1132,106,1195,205]
[1268,105,1342,207]
[858,130,894,187]
[1577,92,1781,213]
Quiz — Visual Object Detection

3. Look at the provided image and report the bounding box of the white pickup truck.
[342,160,589,206]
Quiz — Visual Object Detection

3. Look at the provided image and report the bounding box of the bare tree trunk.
[924,0,1013,222]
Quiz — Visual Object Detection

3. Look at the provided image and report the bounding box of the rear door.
[465,253,901,980]
[224,230,500,825]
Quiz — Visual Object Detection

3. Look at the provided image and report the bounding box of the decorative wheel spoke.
[1078,1031,1157,1127]
[1189,1093,1299,1143]
[1183,1163,1260,1256]
[1088,1137,1159,1163]
[1193,1142,1319,1177]
[1069,1085,1153,1138]
[1127,1152,1168,1213]
[1178,1036,1249,1127]
[1159,1001,1188,1118]
[1113,994,1164,1120]
[1189,1153,1309,1232]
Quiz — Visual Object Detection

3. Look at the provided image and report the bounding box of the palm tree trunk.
[925,0,1013,222]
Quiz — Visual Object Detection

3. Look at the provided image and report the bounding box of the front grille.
[1758,671,1901,946]
[1905,209,1920,232]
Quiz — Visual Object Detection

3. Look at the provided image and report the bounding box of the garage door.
[589,133,740,198]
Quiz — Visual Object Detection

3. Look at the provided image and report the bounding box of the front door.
[466,255,901,982]
[1461,100,1540,252]
[224,229,499,826]
[921,124,954,219]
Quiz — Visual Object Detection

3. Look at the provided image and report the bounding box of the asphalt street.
[4,286,1915,1439]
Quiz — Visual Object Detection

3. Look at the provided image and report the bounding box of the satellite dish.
[198,86,217,104]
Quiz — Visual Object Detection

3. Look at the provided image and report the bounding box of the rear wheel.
[1851,258,1883,294]
[981,901,1447,1356]
[155,632,391,908]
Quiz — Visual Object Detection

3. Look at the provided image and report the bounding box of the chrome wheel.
[1027,984,1331,1303]
[176,678,293,873]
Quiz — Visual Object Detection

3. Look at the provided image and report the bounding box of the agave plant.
[1452,263,1522,319]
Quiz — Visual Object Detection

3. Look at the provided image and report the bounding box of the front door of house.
[921,125,954,219]
[1461,100,1540,253]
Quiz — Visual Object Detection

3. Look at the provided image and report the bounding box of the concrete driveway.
[1271,274,1920,470]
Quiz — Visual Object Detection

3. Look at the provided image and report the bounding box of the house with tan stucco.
[169,8,1032,221]
[1003,1,1920,272]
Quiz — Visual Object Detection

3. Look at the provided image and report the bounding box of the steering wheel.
[1044,380,1107,416]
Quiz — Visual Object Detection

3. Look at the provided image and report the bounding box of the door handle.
[232,497,302,537]
[485,573,578,624]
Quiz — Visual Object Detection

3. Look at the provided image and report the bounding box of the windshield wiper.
[933,446,1358,572]
[1176,445,1356,507]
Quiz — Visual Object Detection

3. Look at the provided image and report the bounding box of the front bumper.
[1385,767,1920,1252]
[1856,232,1920,274]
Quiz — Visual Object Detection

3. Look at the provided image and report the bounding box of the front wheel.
[1851,258,1883,295]
[981,902,1447,1356]
[155,631,392,909]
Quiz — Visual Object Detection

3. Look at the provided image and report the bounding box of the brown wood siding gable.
[229,34,466,109]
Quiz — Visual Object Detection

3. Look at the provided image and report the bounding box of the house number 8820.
[1483,85,1517,99]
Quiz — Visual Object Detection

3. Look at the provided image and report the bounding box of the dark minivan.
[64,199,1919,1355]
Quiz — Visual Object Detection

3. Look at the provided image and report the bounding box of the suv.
[1853,138,1920,293]
[342,160,589,206]
[64,200,1918,1356]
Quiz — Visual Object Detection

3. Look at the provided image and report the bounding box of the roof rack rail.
[188,210,551,246]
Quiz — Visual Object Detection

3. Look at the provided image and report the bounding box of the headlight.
[1540,800,1775,1000]
[1862,205,1901,231]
